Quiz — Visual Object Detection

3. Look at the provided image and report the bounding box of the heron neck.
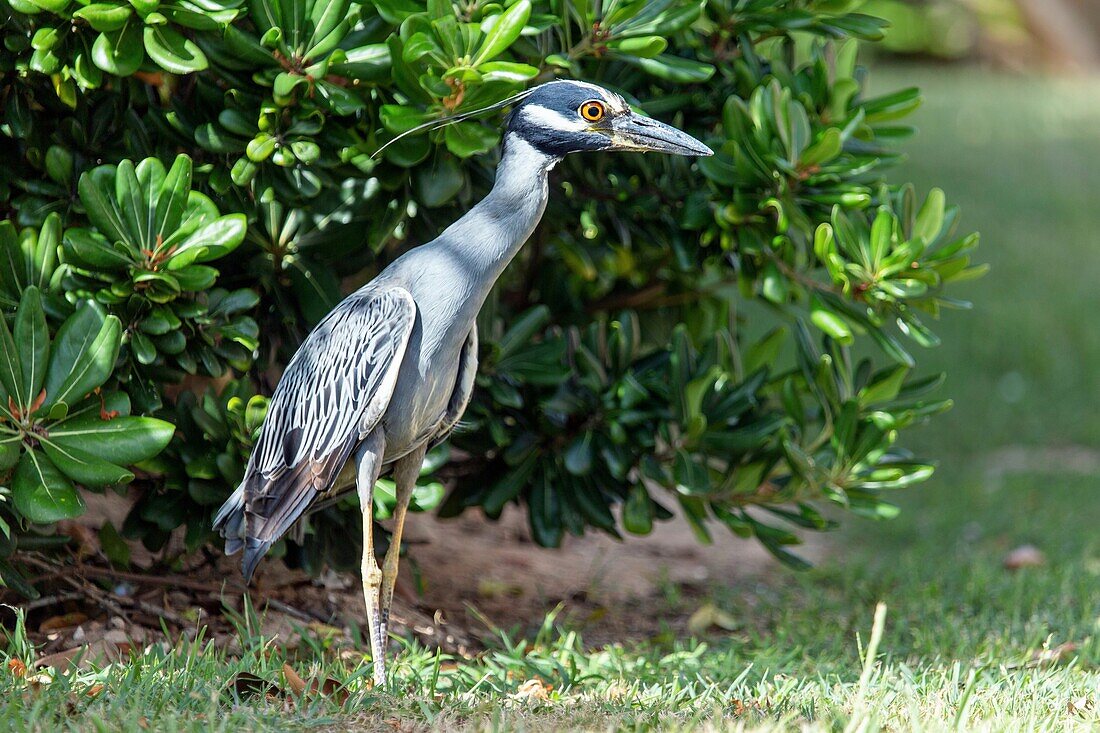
[439,134,557,284]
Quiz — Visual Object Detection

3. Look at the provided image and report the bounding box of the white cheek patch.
[522,104,589,133]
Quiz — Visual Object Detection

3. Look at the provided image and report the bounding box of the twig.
[18,554,332,629]
[72,564,243,594]
[260,597,326,624]
[20,554,188,627]
[22,592,85,612]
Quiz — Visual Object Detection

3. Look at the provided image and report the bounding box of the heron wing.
[237,285,415,566]
[429,325,478,449]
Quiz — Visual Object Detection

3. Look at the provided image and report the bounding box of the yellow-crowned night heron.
[214,80,712,685]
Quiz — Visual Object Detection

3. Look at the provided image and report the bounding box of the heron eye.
[579,101,605,122]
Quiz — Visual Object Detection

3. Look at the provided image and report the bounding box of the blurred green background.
[740,51,1100,682]
[823,2,1100,625]
[885,68,1100,462]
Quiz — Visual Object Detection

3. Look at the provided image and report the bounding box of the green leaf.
[307,0,350,50]
[606,36,667,58]
[414,157,464,208]
[0,557,40,599]
[43,305,121,410]
[483,451,537,515]
[41,440,133,487]
[44,146,73,186]
[528,472,562,547]
[74,4,132,32]
[372,0,421,24]
[801,127,842,166]
[474,0,530,66]
[114,159,148,250]
[155,155,192,243]
[478,61,539,83]
[563,433,593,476]
[444,120,499,158]
[402,31,442,63]
[130,331,157,364]
[860,365,909,405]
[497,305,549,357]
[0,435,21,471]
[99,522,131,567]
[810,296,853,344]
[50,414,175,466]
[166,214,247,268]
[914,187,946,244]
[13,287,48,410]
[674,450,711,494]
[870,206,895,265]
[744,327,786,374]
[380,105,433,134]
[0,304,25,410]
[62,228,131,270]
[626,54,714,83]
[12,450,85,524]
[622,483,653,535]
[144,25,209,74]
[91,25,143,76]
[77,165,131,248]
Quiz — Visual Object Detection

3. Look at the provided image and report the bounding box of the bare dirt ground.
[6,491,827,664]
[389,505,827,647]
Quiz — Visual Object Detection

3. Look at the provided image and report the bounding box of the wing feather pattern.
[214,285,415,580]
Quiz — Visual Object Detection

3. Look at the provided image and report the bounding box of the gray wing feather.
[215,284,415,578]
[429,325,478,449]
[254,286,413,477]
[303,325,477,517]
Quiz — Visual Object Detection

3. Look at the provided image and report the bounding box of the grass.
[4,67,1100,731]
[3,473,1097,731]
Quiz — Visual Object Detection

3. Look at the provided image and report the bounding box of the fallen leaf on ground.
[687,603,739,634]
[230,672,281,699]
[34,647,85,672]
[312,676,350,705]
[281,663,349,705]
[1003,544,1045,570]
[1030,641,1077,666]
[39,613,89,633]
[282,664,307,696]
[8,659,26,677]
[511,678,551,702]
[58,521,100,559]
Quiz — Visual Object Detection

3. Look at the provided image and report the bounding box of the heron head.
[507,80,713,159]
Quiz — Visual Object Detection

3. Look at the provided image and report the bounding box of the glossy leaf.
[12,451,85,524]
[50,415,175,466]
[43,304,121,409]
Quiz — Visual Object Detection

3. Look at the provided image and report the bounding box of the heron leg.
[354,432,387,687]
[378,444,426,650]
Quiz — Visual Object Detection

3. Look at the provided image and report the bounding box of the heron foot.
[362,566,386,687]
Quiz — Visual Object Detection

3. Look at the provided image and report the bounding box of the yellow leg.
[354,434,387,687]
[377,445,426,655]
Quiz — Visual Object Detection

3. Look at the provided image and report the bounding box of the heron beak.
[608,112,713,156]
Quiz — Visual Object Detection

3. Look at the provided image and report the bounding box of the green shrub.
[0,0,982,592]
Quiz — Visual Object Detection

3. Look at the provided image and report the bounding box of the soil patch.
[4,493,827,659]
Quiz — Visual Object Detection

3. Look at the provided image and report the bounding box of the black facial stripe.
[504,80,625,157]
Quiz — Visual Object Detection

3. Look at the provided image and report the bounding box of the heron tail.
[213,485,247,558]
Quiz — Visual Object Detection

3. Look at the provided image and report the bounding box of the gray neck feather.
[429,134,556,291]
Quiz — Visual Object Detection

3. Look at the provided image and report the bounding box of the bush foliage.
[0,0,981,592]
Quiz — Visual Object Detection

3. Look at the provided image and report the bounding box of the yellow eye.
[579,101,605,122]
